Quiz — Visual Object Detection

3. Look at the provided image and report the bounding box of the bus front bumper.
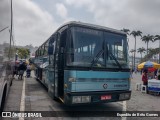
[64,90,131,105]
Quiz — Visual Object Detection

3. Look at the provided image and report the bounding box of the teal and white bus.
[34,21,131,105]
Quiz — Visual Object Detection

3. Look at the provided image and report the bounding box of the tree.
[121,28,130,48]
[141,34,154,56]
[17,48,30,59]
[142,47,160,62]
[154,35,160,63]
[130,30,142,69]
[130,49,136,69]
[137,47,146,62]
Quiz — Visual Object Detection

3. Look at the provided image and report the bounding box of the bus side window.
[48,45,54,55]
[48,37,55,55]
[59,29,67,54]
[48,36,56,65]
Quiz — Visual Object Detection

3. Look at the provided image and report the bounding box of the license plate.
[101,95,111,100]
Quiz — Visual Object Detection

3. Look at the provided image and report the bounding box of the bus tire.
[0,86,7,114]
[53,97,59,102]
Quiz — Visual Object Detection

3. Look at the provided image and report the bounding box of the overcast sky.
[10,0,160,56]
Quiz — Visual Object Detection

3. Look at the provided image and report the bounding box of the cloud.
[2,0,159,56]
[56,3,68,19]
[65,0,92,8]
[13,0,58,47]
[65,0,160,52]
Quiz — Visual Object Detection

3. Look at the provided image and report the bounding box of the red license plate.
[101,95,111,100]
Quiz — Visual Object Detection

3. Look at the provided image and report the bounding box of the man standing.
[18,62,26,80]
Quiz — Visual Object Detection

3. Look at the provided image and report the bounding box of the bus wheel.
[53,97,59,102]
[0,87,7,113]
[10,79,13,86]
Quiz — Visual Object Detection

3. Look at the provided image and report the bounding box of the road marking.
[117,102,123,106]
[19,77,25,120]
[122,101,127,120]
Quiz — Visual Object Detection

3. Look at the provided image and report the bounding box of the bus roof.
[38,21,127,49]
[57,21,127,36]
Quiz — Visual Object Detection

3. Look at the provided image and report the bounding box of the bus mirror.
[48,46,54,55]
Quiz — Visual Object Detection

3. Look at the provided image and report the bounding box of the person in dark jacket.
[157,70,160,80]
[12,62,19,78]
[142,70,148,85]
[18,62,26,80]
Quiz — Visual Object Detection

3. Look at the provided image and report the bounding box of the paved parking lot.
[2,72,160,120]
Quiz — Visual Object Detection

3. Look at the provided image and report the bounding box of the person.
[154,69,158,78]
[157,70,160,80]
[12,62,19,78]
[142,70,148,86]
[141,69,143,75]
[130,68,133,79]
[18,62,26,80]
[134,68,137,74]
[26,64,31,78]
[148,71,154,79]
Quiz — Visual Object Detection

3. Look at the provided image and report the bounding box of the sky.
[9,0,160,56]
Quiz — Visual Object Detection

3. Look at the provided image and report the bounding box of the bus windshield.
[67,27,128,69]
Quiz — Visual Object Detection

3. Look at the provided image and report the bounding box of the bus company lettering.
[114,84,127,87]
[11,112,42,117]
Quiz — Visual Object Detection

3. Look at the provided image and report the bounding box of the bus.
[34,21,131,105]
[0,0,14,112]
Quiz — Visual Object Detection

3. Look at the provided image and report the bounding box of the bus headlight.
[69,77,76,82]
[72,96,81,103]
[119,93,130,100]
[82,96,91,103]
[72,96,91,103]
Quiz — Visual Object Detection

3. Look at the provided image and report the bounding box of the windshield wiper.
[109,52,122,69]
[90,49,104,68]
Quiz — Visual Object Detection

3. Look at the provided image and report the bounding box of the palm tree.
[154,35,160,63]
[147,48,158,61]
[137,47,146,61]
[130,30,142,69]
[141,34,154,56]
[130,49,136,69]
[142,47,160,62]
[121,28,130,41]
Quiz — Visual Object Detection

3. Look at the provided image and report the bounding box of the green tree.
[121,28,130,35]
[154,35,160,63]
[17,48,30,59]
[141,34,154,56]
[130,30,142,69]
[137,47,146,62]
[142,47,160,62]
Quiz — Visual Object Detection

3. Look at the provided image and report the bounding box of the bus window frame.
[64,25,129,70]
